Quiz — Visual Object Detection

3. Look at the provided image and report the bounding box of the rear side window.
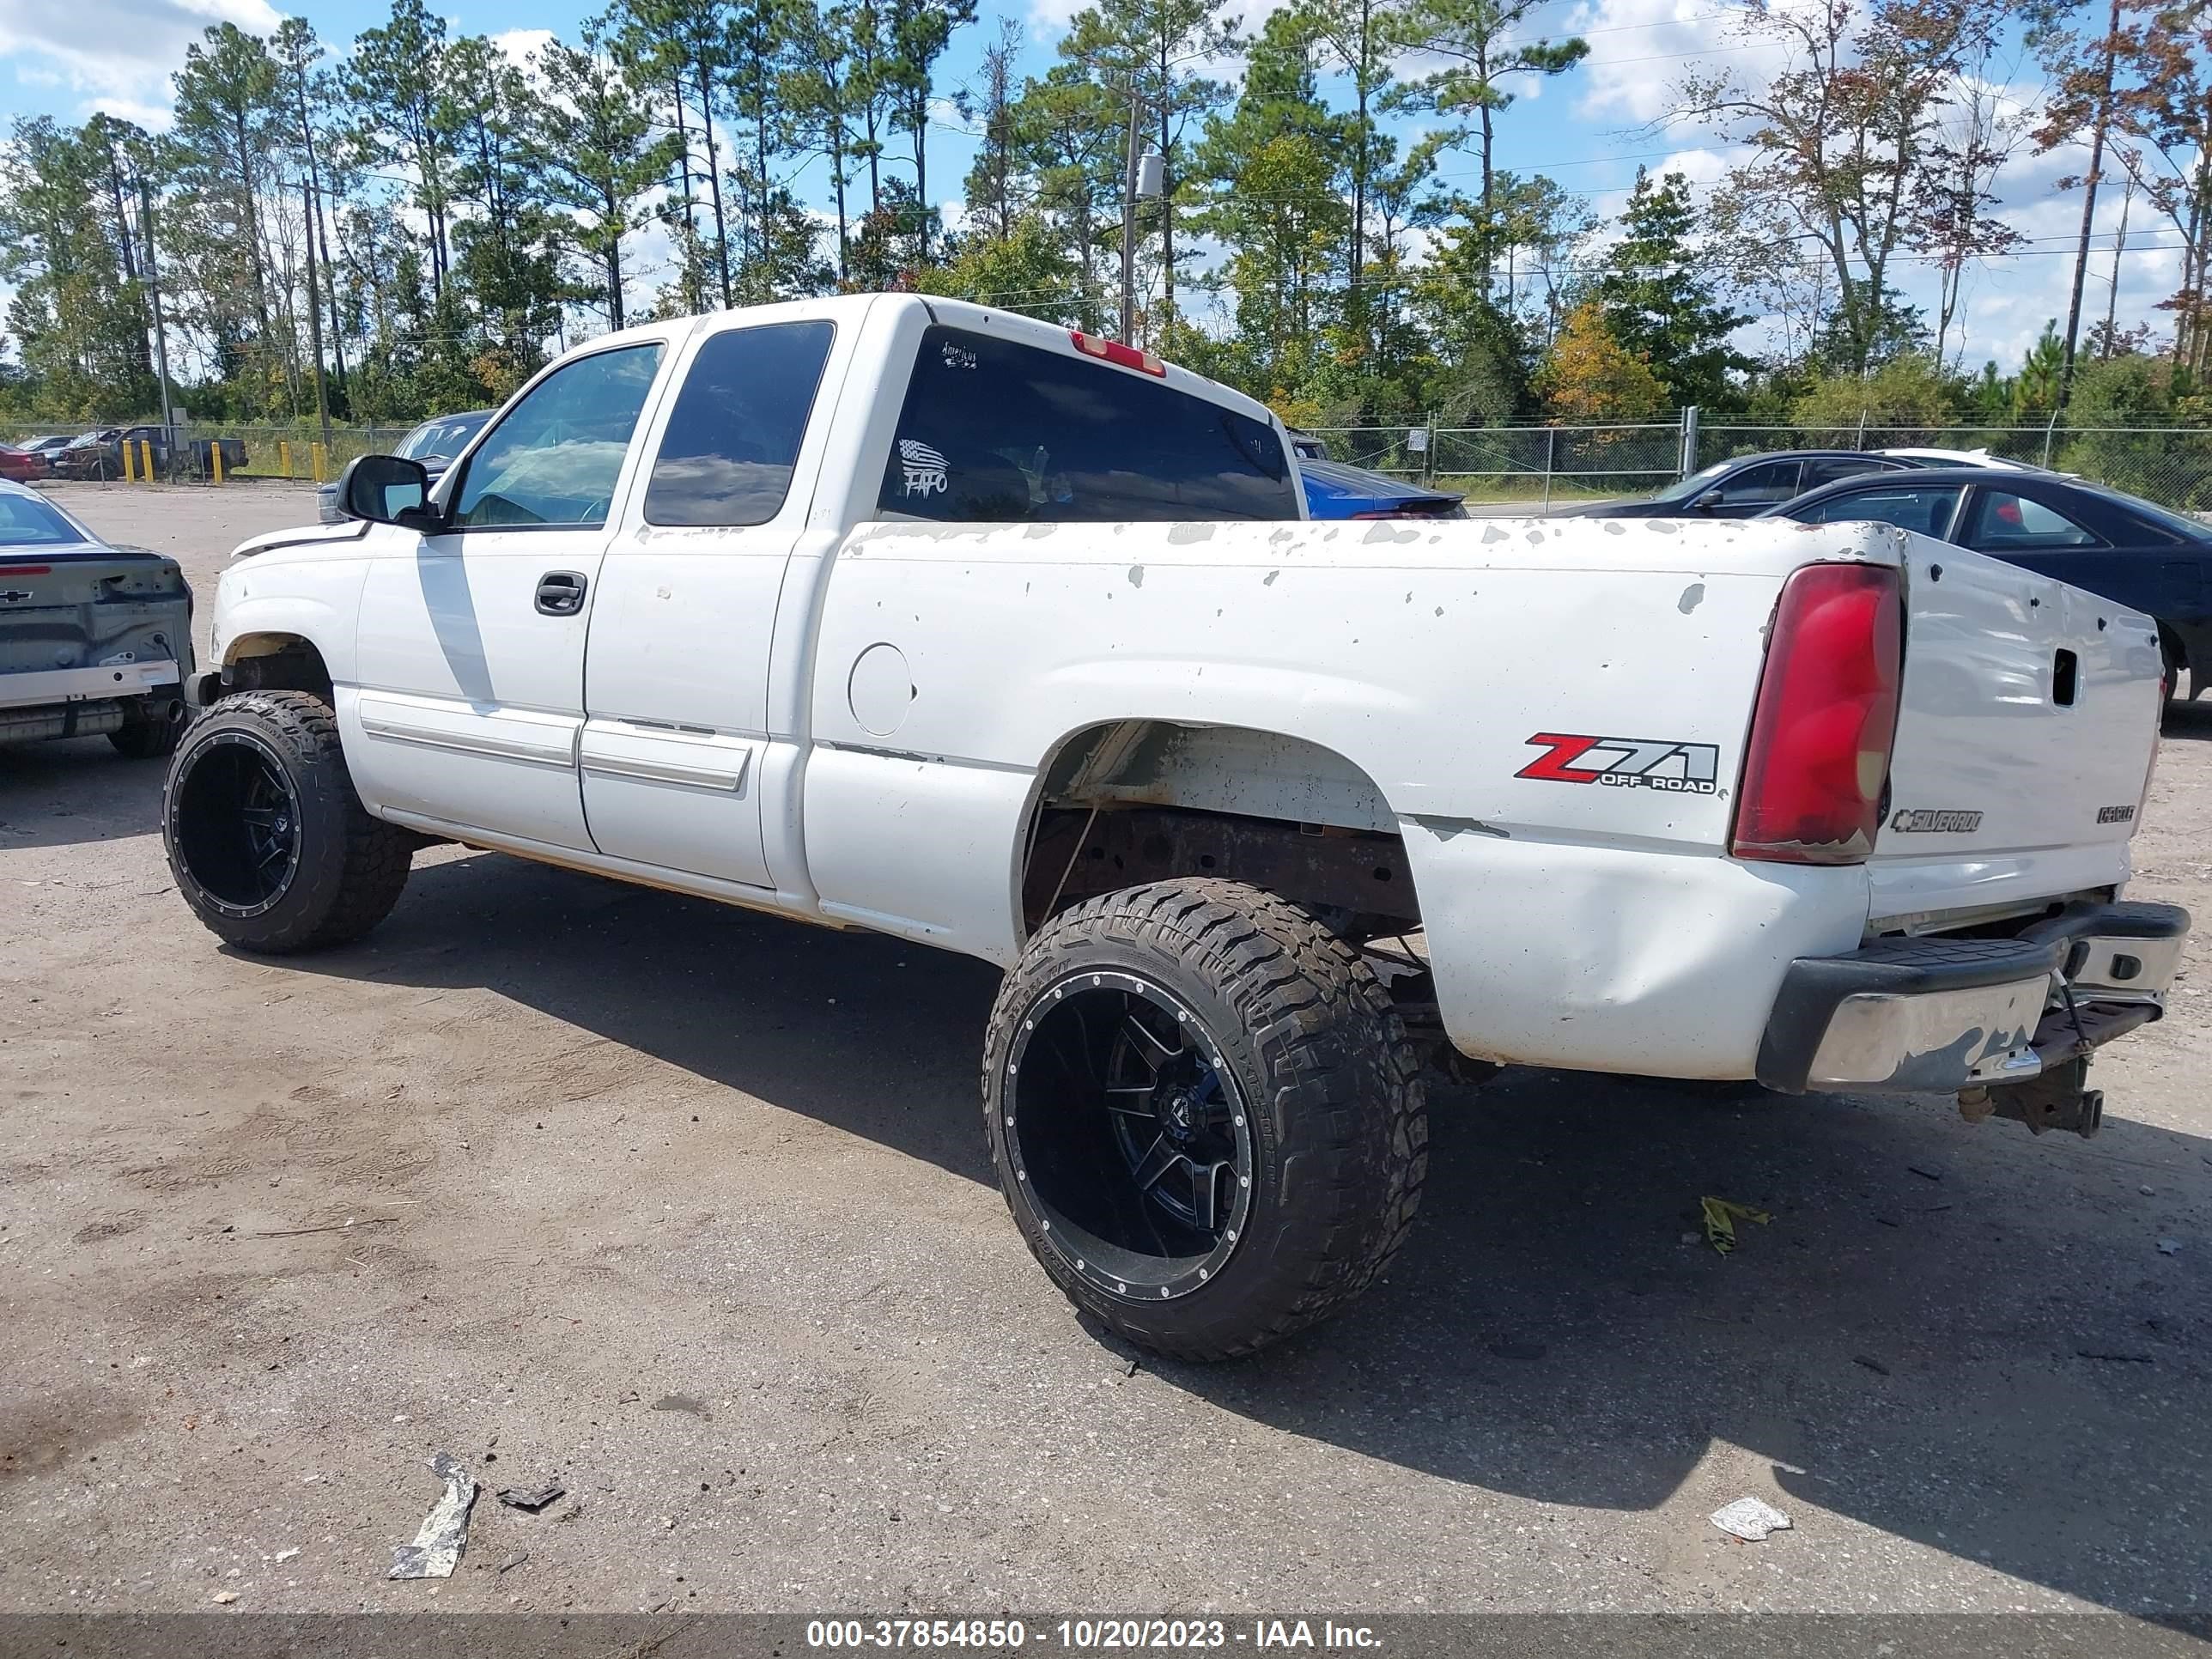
[1804,458,1893,489]
[1793,484,1963,538]
[646,321,836,526]
[1714,460,1803,506]
[1963,489,2104,551]
[878,325,1296,522]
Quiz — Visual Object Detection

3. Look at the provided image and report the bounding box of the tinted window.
[1963,489,2102,551]
[646,321,835,526]
[1712,460,1802,506]
[0,493,86,546]
[452,344,662,529]
[1805,458,1894,489]
[1792,484,1963,538]
[878,325,1296,522]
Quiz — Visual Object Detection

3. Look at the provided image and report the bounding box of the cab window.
[450,343,663,529]
[877,325,1296,522]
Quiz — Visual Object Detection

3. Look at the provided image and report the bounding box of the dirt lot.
[3,480,2208,1617]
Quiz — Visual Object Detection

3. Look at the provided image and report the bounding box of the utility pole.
[1120,80,1141,344]
[301,177,331,449]
[137,179,177,443]
[1117,78,1164,348]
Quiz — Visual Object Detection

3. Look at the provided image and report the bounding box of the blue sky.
[0,0,2179,372]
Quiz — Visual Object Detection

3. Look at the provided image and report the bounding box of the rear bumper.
[1757,901,2190,1093]
[0,659,183,710]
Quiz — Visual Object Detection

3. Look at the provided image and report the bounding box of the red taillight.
[1730,562,1902,866]
[1070,330,1166,377]
[0,564,52,576]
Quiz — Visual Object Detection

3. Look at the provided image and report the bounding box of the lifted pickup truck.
[165,295,2187,1359]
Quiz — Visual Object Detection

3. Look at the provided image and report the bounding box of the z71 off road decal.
[1516,732,1722,793]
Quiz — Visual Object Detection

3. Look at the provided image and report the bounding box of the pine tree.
[1593,169,1750,411]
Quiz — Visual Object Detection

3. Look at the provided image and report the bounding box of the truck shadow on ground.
[283,849,2209,1620]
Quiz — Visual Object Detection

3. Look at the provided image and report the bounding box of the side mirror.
[337,454,439,528]
[1695,489,1725,511]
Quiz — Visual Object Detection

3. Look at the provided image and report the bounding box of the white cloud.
[0,0,281,118]
[491,27,556,73]
[1565,0,1790,127]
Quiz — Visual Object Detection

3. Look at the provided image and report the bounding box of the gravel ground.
[2,481,2207,1619]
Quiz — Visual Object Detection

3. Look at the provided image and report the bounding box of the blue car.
[1298,457,1467,520]
[1764,466,2212,697]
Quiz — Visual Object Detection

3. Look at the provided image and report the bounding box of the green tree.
[784,0,862,280]
[1593,169,1749,410]
[0,117,156,416]
[1790,352,1956,430]
[617,0,738,307]
[883,0,979,256]
[1062,0,1238,329]
[1188,8,1346,397]
[167,22,284,404]
[1397,0,1585,244]
[345,0,458,299]
[537,22,684,328]
[2011,319,2066,420]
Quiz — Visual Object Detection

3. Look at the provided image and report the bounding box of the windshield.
[1650,459,1734,504]
[399,412,489,463]
[0,492,90,546]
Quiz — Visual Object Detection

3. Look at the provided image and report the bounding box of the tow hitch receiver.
[1960,1054,2105,1138]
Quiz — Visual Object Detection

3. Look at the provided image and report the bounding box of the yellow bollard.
[311,442,328,483]
[279,440,292,478]
[138,439,155,483]
[210,442,225,486]
[122,441,137,483]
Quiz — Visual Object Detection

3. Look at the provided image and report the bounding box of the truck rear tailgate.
[1869,534,2164,926]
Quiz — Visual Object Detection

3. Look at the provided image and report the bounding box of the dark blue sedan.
[1298,457,1467,520]
[1764,466,2212,696]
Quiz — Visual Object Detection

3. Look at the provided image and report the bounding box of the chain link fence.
[12,410,2210,513]
[1,421,414,485]
[1304,416,2212,513]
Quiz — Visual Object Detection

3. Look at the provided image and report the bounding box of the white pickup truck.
[165,295,2188,1359]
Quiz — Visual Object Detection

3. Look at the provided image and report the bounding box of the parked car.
[54,424,175,480]
[162,294,2184,1360]
[1762,465,2212,698]
[0,445,46,483]
[1571,450,1926,517]
[19,435,74,471]
[318,410,494,524]
[0,479,192,755]
[1300,456,1467,519]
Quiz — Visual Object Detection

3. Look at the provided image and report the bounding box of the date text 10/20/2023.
[805,1620,1384,1650]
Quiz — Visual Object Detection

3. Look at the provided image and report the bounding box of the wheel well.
[1020,720,1419,940]
[223,634,333,703]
